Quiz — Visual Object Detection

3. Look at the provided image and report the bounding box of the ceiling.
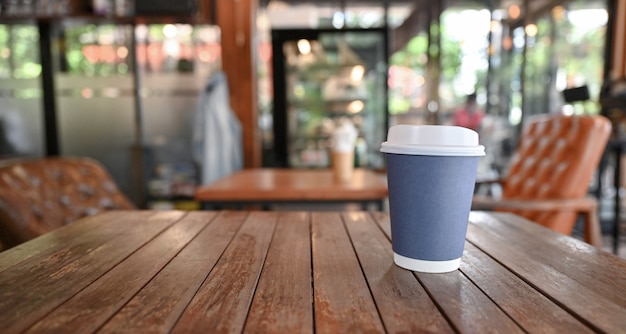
[262,0,579,52]
[262,0,415,5]
[262,0,571,17]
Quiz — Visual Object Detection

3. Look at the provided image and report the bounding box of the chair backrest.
[0,157,135,249]
[501,114,611,234]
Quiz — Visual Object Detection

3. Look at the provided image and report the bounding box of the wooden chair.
[0,157,135,250]
[472,114,611,247]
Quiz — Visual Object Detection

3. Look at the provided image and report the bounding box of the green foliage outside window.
[0,25,41,79]
[63,24,132,76]
[525,5,606,115]
[388,33,428,115]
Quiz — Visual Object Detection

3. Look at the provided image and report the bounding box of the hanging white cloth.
[192,71,243,185]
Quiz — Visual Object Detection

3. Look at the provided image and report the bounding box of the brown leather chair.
[472,114,611,247]
[0,157,135,249]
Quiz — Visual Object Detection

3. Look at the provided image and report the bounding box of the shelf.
[0,14,210,25]
[0,0,213,25]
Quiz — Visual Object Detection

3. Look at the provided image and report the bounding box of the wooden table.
[1,210,625,333]
[194,168,389,210]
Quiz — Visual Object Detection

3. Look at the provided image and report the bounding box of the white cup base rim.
[394,253,461,273]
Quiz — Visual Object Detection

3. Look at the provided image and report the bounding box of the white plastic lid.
[332,121,358,153]
[380,125,485,156]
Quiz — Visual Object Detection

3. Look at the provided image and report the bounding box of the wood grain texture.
[0,210,182,334]
[467,211,626,333]
[344,211,454,333]
[245,211,314,333]
[311,212,385,333]
[171,211,278,333]
[460,243,593,333]
[25,211,210,333]
[1,210,625,333]
[417,268,524,333]
[0,210,135,272]
[98,211,247,333]
[370,210,392,239]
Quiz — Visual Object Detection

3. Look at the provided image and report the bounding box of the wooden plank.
[25,211,213,333]
[99,211,248,333]
[470,212,626,285]
[343,211,454,333]
[370,210,391,239]
[244,211,313,333]
[0,211,161,278]
[171,211,278,333]
[370,210,522,332]
[417,268,524,333]
[0,210,182,334]
[311,212,385,333]
[0,210,136,272]
[471,212,626,299]
[466,211,626,333]
[460,242,593,333]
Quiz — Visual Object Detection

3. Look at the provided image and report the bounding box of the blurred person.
[453,93,484,132]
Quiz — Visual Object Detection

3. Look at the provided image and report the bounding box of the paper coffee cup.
[332,121,357,182]
[332,151,354,183]
[381,125,485,273]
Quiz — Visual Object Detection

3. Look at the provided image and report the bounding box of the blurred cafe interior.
[0,0,626,254]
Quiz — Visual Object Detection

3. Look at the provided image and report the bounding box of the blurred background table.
[194,168,388,210]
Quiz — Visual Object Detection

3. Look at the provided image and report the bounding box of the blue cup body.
[385,153,479,262]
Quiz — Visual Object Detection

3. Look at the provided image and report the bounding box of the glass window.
[55,23,138,200]
[0,24,44,159]
[388,32,428,125]
[136,24,221,208]
[525,2,608,116]
[54,22,221,206]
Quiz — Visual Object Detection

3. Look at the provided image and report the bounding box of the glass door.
[269,28,388,169]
